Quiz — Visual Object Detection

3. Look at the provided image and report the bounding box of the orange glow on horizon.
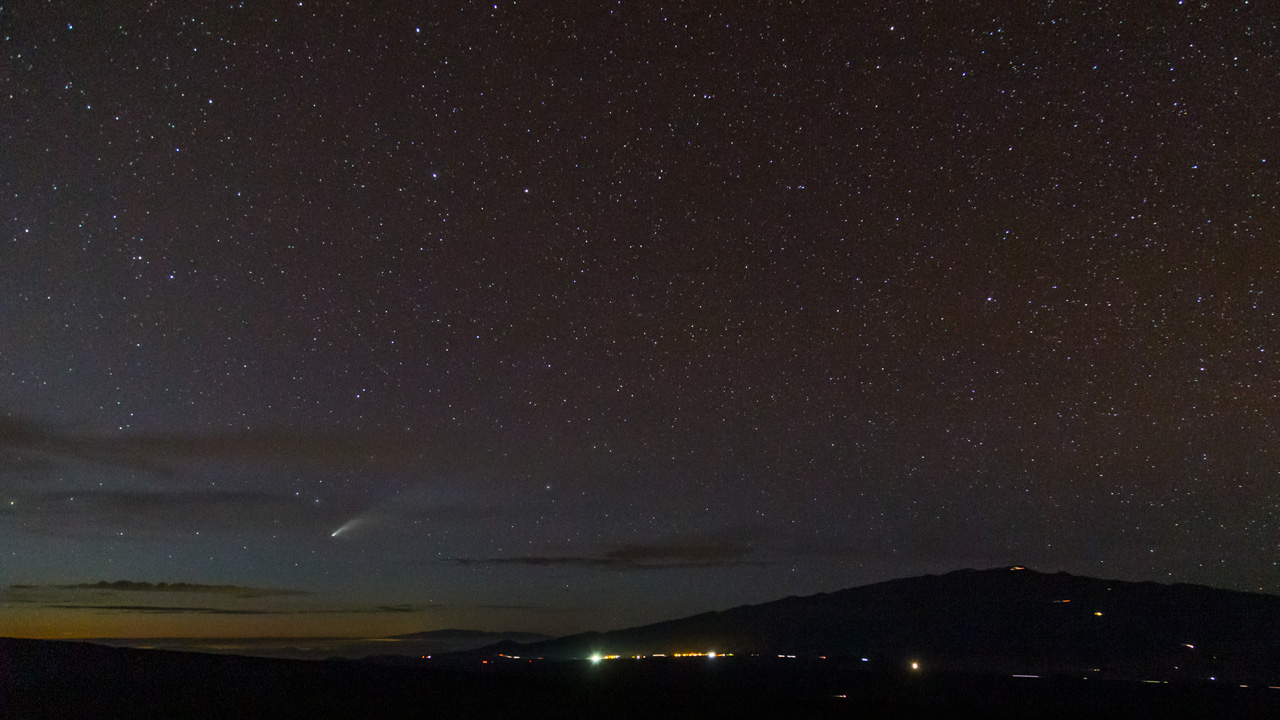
[0,604,488,640]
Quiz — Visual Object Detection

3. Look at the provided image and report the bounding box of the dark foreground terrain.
[3,637,1278,719]
[495,567,1280,682]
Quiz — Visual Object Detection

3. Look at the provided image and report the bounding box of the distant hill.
[85,629,554,661]
[390,629,552,643]
[478,567,1280,682]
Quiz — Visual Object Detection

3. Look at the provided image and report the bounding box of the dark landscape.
[5,639,1278,720]
[84,628,552,662]
[6,568,1280,718]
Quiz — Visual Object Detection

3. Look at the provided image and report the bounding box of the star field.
[1,0,1277,637]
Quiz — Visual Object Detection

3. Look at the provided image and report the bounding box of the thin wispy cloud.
[41,604,431,616]
[4,582,544,616]
[44,581,309,599]
[3,580,315,611]
[0,413,469,476]
[44,604,283,615]
[450,540,759,570]
[0,489,349,539]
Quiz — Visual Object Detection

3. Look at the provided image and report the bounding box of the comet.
[330,518,365,538]
[328,483,443,538]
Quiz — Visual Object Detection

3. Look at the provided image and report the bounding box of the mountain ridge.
[468,566,1280,682]
[388,629,551,642]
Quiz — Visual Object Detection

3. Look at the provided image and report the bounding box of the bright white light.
[590,654,602,664]
[707,651,716,658]
[911,662,920,670]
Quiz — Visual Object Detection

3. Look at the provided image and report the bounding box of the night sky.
[3,0,1277,640]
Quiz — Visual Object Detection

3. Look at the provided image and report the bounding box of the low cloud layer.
[2,582,554,617]
[38,604,428,616]
[451,540,758,570]
[0,413,464,476]
[4,580,314,612]
[42,581,309,598]
[1,489,349,539]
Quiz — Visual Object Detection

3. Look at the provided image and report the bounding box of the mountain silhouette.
[389,629,551,643]
[478,567,1280,681]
